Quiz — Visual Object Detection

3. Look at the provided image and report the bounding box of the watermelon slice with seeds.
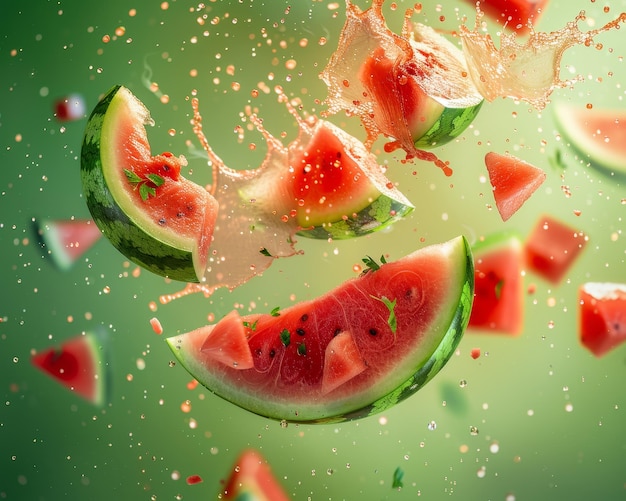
[167,236,474,423]
[484,152,546,222]
[31,330,109,406]
[36,218,102,270]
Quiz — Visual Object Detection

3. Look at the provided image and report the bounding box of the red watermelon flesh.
[468,233,524,335]
[31,331,108,406]
[465,0,549,33]
[37,218,102,270]
[222,449,289,501]
[484,152,546,222]
[525,215,587,284]
[167,236,473,423]
[579,283,626,357]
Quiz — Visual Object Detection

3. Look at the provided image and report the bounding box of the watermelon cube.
[525,215,587,284]
[579,283,626,357]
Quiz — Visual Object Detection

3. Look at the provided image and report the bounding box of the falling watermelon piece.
[31,330,109,406]
[578,282,626,357]
[167,236,473,423]
[464,0,549,33]
[553,102,626,177]
[525,215,587,284]
[221,449,289,501]
[468,233,525,335]
[484,152,546,222]
[36,218,102,270]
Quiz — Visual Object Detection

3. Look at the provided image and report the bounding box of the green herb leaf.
[280,329,290,347]
[259,247,272,257]
[243,320,258,331]
[371,295,397,334]
[124,168,143,184]
[361,254,387,275]
[270,306,281,317]
[139,183,156,201]
[146,173,165,187]
[392,466,404,489]
[297,342,307,356]
[494,279,505,300]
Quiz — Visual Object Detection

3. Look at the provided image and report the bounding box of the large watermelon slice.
[484,152,546,222]
[468,233,525,335]
[553,102,626,177]
[81,85,219,283]
[221,449,289,501]
[31,330,109,406]
[167,236,474,423]
[35,218,102,270]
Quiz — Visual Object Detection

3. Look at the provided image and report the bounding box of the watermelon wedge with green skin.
[321,0,483,168]
[167,236,474,423]
[464,0,549,34]
[31,330,109,406]
[553,102,626,177]
[222,449,290,501]
[484,152,546,221]
[578,282,626,357]
[81,85,219,283]
[36,218,102,270]
[468,233,525,335]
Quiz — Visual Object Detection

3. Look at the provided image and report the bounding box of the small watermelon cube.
[579,283,626,357]
[222,449,289,501]
[31,330,109,406]
[36,218,102,270]
[484,152,546,222]
[54,93,86,122]
[525,215,587,284]
[468,233,524,335]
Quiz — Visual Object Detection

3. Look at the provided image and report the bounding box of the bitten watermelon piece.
[553,102,626,177]
[468,233,524,335]
[464,0,549,34]
[222,449,289,501]
[484,152,546,221]
[525,215,587,284]
[31,330,109,406]
[36,218,102,270]
[167,236,473,423]
[579,282,626,357]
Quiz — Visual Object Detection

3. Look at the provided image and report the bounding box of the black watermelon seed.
[300,314,309,322]
[369,328,378,336]
[296,328,305,336]
[269,349,276,358]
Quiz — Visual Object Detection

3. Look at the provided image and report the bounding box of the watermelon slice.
[81,85,219,283]
[468,233,525,335]
[525,215,587,284]
[36,218,102,270]
[579,282,626,357]
[484,152,546,221]
[167,236,473,423]
[221,449,289,501]
[464,0,549,33]
[31,330,109,406]
[553,102,626,177]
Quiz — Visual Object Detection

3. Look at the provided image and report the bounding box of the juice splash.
[460,8,626,109]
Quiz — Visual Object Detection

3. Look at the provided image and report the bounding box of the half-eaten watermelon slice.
[484,152,546,221]
[35,218,102,270]
[221,449,289,501]
[578,282,626,357]
[81,85,219,283]
[31,330,109,406]
[167,236,473,423]
[468,232,525,335]
[553,102,626,177]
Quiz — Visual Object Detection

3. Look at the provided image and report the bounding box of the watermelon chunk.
[81,85,219,283]
[579,283,626,357]
[167,236,473,423]
[36,218,102,270]
[525,215,587,284]
[553,102,626,177]
[222,449,289,501]
[464,0,549,33]
[484,152,546,221]
[468,233,525,335]
[31,330,109,406]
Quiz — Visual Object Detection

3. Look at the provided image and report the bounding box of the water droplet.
[427,420,437,431]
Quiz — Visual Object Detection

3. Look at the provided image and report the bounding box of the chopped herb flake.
[243,320,258,331]
[280,329,291,347]
[270,306,281,317]
[361,254,387,275]
[297,342,307,356]
[259,247,272,257]
[123,169,165,201]
[392,466,404,489]
[371,295,397,334]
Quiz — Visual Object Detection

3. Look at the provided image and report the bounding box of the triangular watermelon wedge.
[36,218,102,270]
[484,152,546,221]
[222,449,289,501]
[31,330,110,406]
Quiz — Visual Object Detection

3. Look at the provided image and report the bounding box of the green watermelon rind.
[553,102,626,177]
[297,193,414,240]
[166,236,474,423]
[80,85,201,283]
[414,100,484,149]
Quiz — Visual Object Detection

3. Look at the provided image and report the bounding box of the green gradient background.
[1,0,625,499]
